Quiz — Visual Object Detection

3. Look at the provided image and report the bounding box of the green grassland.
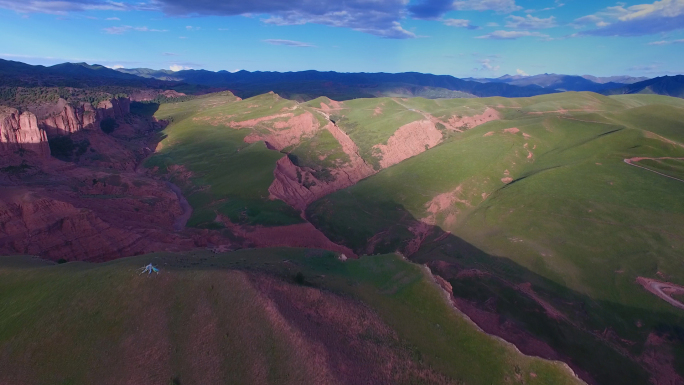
[144,92,305,227]
[146,91,534,227]
[308,92,684,303]
[134,90,684,383]
[306,92,684,383]
[0,251,582,385]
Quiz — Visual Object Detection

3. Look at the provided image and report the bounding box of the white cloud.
[516,68,529,76]
[443,18,479,29]
[263,39,315,47]
[505,15,556,29]
[452,0,521,13]
[477,58,500,72]
[476,30,550,39]
[0,0,416,39]
[575,0,684,36]
[103,25,168,34]
[170,64,192,71]
[106,64,124,69]
[105,16,119,20]
[486,22,500,27]
[648,38,684,44]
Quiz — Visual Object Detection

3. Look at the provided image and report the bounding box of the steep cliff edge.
[38,97,130,137]
[268,122,375,211]
[0,107,50,157]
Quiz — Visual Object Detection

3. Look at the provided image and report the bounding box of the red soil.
[227,113,294,128]
[448,108,501,129]
[318,99,344,112]
[374,120,443,168]
[243,112,320,150]
[639,333,684,385]
[422,186,470,226]
[267,122,374,211]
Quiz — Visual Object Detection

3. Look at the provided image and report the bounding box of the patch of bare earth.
[267,122,374,211]
[422,185,470,227]
[448,108,500,130]
[638,333,684,385]
[227,113,294,129]
[243,112,320,150]
[374,120,443,168]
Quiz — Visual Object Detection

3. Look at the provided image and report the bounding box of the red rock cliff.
[0,107,50,157]
[39,97,131,137]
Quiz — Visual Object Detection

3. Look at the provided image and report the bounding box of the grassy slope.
[306,92,684,383]
[145,92,304,227]
[309,92,684,305]
[0,251,582,385]
[146,92,520,227]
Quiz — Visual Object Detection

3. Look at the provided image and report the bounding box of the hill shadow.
[306,200,684,385]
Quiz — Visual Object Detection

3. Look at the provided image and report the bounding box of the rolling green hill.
[29,89,682,385]
[0,250,582,385]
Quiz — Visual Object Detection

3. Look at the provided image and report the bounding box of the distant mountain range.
[0,59,175,88]
[463,73,649,92]
[601,75,684,98]
[4,58,684,100]
[117,68,557,100]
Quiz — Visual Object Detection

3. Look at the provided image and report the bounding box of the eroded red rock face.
[243,112,320,150]
[374,120,443,169]
[268,122,375,211]
[0,108,50,157]
[448,107,501,129]
[0,168,198,262]
[39,97,131,138]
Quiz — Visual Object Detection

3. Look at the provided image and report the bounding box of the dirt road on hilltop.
[636,277,684,310]
[624,157,684,183]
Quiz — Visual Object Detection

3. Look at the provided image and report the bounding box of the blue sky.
[0,0,682,77]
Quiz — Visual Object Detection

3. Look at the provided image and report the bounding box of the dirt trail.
[636,277,684,310]
[624,158,684,183]
[165,182,192,231]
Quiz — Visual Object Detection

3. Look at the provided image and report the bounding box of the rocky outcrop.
[243,112,320,150]
[39,97,131,138]
[39,99,98,137]
[97,98,131,119]
[373,120,443,168]
[448,107,500,129]
[268,122,375,211]
[0,175,194,261]
[0,107,50,157]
